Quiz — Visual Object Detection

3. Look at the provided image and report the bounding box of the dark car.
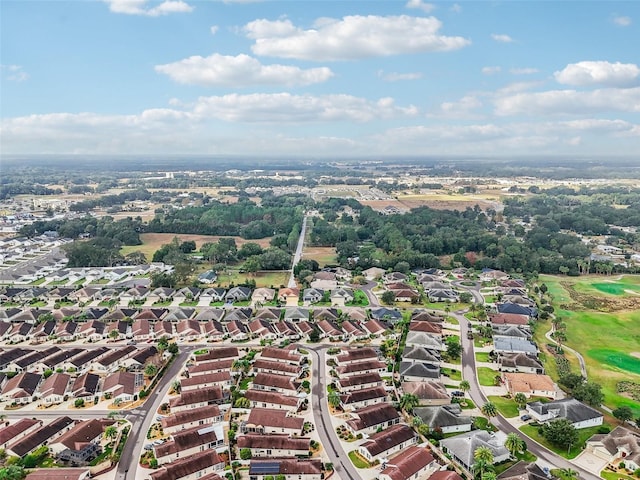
[452,390,465,397]
[520,414,532,421]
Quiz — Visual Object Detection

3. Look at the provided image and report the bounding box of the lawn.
[487,395,520,418]
[477,367,500,387]
[348,450,371,469]
[441,368,462,381]
[599,470,637,480]
[475,352,492,363]
[519,423,608,459]
[214,270,290,288]
[301,246,337,267]
[538,275,640,415]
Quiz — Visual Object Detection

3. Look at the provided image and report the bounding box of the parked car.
[520,414,532,421]
[452,391,465,397]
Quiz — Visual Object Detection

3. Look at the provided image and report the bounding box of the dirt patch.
[359,199,409,211]
[631,352,640,359]
[398,198,495,211]
[139,233,272,249]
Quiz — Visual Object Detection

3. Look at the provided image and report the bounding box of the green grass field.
[520,423,608,459]
[487,395,520,418]
[477,367,499,386]
[475,352,491,363]
[539,275,640,415]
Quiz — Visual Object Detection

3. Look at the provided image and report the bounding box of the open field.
[396,193,500,211]
[539,274,640,414]
[301,246,338,267]
[120,233,273,260]
[215,270,290,288]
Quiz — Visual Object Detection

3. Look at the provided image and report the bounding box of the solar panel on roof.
[251,462,281,474]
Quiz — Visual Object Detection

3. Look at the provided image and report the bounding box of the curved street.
[309,346,362,480]
[457,314,600,480]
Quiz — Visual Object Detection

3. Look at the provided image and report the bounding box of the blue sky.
[1,0,639,158]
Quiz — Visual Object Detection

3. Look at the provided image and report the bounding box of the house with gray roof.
[441,430,510,471]
[526,398,603,429]
[493,336,538,355]
[399,361,441,382]
[405,331,445,350]
[414,404,472,434]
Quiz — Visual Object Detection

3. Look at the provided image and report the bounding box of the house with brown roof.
[122,346,159,371]
[272,321,300,340]
[249,459,322,480]
[1,371,41,404]
[102,371,144,403]
[77,320,107,342]
[71,373,101,399]
[154,424,225,465]
[91,346,137,374]
[7,416,75,457]
[181,371,233,392]
[245,389,302,411]
[188,358,234,377]
[503,372,556,399]
[490,313,529,326]
[225,320,249,341]
[260,346,304,365]
[149,450,225,480]
[248,319,277,340]
[202,320,225,342]
[241,408,304,436]
[62,346,109,374]
[378,446,438,480]
[195,346,239,362]
[358,424,417,462]
[340,386,388,410]
[132,318,152,341]
[176,319,203,342]
[252,372,300,396]
[153,320,174,338]
[401,381,450,406]
[39,372,71,405]
[0,418,43,450]
[49,418,111,466]
[336,347,379,366]
[26,469,90,480]
[341,320,368,341]
[337,372,384,393]
[336,360,387,378]
[252,358,301,378]
[363,319,387,336]
[345,403,401,435]
[237,434,310,458]
[161,404,224,435]
[169,385,228,413]
[497,353,544,374]
[278,288,300,307]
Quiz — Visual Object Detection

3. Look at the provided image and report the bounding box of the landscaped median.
[348,450,371,469]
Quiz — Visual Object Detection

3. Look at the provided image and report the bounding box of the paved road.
[457,315,600,480]
[117,346,196,480]
[545,328,588,379]
[359,281,380,307]
[309,346,362,480]
[452,280,484,304]
[288,215,309,288]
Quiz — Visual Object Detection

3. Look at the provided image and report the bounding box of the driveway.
[573,450,609,475]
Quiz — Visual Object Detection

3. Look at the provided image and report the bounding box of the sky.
[1,0,639,158]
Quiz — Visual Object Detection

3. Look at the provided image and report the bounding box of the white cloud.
[510,67,538,75]
[612,15,632,27]
[491,33,513,43]
[244,15,470,61]
[192,93,419,122]
[378,70,423,82]
[155,53,334,87]
[494,86,640,116]
[405,0,436,14]
[496,81,543,95]
[210,25,219,35]
[450,4,462,13]
[482,66,501,75]
[1,64,29,82]
[554,61,640,87]
[434,95,483,118]
[104,0,193,16]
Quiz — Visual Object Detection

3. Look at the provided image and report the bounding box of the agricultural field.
[539,274,640,413]
[120,233,273,261]
[396,192,500,211]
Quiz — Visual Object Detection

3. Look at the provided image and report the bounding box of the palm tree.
[514,392,527,409]
[504,432,525,458]
[399,393,419,413]
[473,446,494,478]
[412,415,423,427]
[328,391,341,409]
[559,468,578,480]
[481,401,498,418]
[103,425,118,441]
[459,380,471,395]
[481,473,497,480]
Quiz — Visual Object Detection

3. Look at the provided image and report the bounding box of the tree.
[381,290,396,305]
[613,406,634,424]
[558,468,578,480]
[104,425,118,441]
[573,381,604,407]
[541,419,578,452]
[234,397,250,408]
[242,256,262,275]
[399,393,419,413]
[74,398,85,408]
[445,335,462,360]
[481,473,497,480]
[0,465,26,480]
[109,329,120,340]
[504,432,525,457]
[514,393,527,409]
[460,292,473,303]
[328,391,341,409]
[473,446,494,478]
[171,380,181,394]
[144,363,158,378]
[459,380,471,395]
[559,373,584,390]
[481,401,497,418]
[239,448,252,460]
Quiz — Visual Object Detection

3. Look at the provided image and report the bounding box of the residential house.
[237,434,310,458]
[399,362,441,382]
[358,424,417,463]
[6,416,75,458]
[252,358,301,378]
[176,319,202,342]
[302,288,324,305]
[414,404,473,434]
[253,307,282,322]
[195,346,239,362]
[331,288,354,306]
[181,372,233,392]
[77,320,107,342]
[526,398,603,429]
[63,347,109,373]
[153,321,174,338]
[1,372,41,404]
[402,346,441,365]
[370,307,403,324]
[0,418,43,450]
[272,321,300,340]
[497,353,544,374]
[71,373,101,399]
[490,313,530,326]
[283,307,309,322]
[341,320,367,341]
[154,424,225,464]
[134,308,167,322]
[441,430,510,471]
[363,267,385,281]
[493,336,538,355]
[188,359,235,377]
[337,372,384,393]
[160,405,224,435]
[503,372,556,399]
[278,288,300,307]
[224,308,252,323]
[24,469,90,480]
[252,288,276,304]
[241,408,304,436]
[245,389,302,411]
[198,270,218,284]
[39,373,71,405]
[92,346,137,373]
[248,459,322,480]
[586,426,640,471]
[248,319,277,340]
[363,319,387,336]
[336,347,379,366]
[131,318,152,341]
[252,373,300,396]
[340,386,388,410]
[199,288,226,304]
[122,346,159,371]
[378,446,438,480]
[49,419,109,466]
[169,385,228,413]
[174,287,201,303]
[316,319,343,340]
[102,371,144,403]
[194,307,226,322]
[149,450,225,480]
[345,403,401,435]
[165,308,196,323]
[202,321,225,341]
[225,286,251,302]
[31,320,57,343]
[405,332,444,351]
[401,381,450,406]
[225,320,249,341]
[337,360,387,378]
[9,322,33,343]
